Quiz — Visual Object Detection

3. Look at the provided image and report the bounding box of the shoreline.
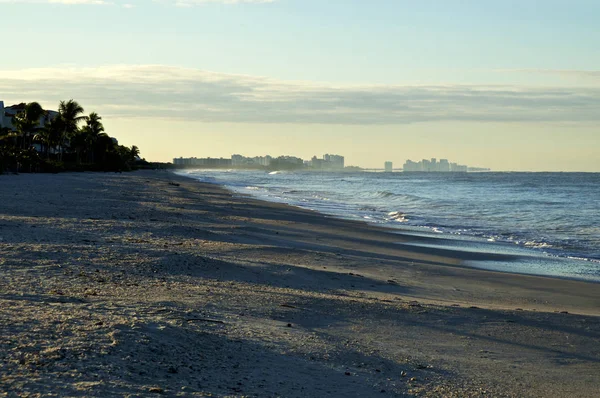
[176,170,600,285]
[2,170,600,397]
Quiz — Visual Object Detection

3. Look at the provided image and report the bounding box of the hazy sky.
[1,0,599,171]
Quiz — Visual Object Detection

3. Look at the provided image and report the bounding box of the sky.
[1,0,599,171]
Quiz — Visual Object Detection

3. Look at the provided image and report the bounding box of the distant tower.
[0,101,4,128]
[439,159,450,172]
[430,158,438,172]
[384,161,393,172]
[422,159,431,172]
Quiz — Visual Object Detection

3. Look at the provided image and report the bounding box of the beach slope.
[1,171,599,397]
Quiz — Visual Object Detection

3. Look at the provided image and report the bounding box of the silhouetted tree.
[57,100,85,159]
[3,99,142,173]
[34,116,64,159]
[129,145,140,161]
[81,112,106,163]
[12,102,44,149]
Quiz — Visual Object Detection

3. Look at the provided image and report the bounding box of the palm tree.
[81,112,105,163]
[130,145,140,161]
[34,117,64,159]
[74,132,92,164]
[0,126,15,141]
[32,129,51,158]
[96,134,116,167]
[13,102,44,149]
[57,100,85,160]
[0,126,16,172]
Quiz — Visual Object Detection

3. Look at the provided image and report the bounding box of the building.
[403,158,471,173]
[173,157,232,167]
[450,163,468,172]
[1,101,60,153]
[429,158,438,172]
[232,154,273,167]
[384,161,393,172]
[0,101,58,132]
[422,159,431,172]
[174,153,346,171]
[231,154,245,167]
[309,156,324,169]
[271,155,305,170]
[439,159,450,172]
[173,157,193,167]
[403,159,421,172]
[467,166,491,172]
[323,154,345,169]
[257,155,272,167]
[311,154,345,170]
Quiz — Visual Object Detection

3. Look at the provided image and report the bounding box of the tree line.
[0,100,141,173]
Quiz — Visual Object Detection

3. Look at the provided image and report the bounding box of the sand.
[1,170,599,397]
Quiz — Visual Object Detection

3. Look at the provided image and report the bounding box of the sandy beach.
[1,170,599,397]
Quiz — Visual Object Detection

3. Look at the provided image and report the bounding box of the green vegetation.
[0,100,144,174]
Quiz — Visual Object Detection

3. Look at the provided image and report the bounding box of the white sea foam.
[524,241,553,249]
[388,211,408,222]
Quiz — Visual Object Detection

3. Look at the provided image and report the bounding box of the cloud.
[1,65,599,124]
[498,69,600,82]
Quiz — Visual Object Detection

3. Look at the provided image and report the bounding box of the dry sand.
[1,170,599,397]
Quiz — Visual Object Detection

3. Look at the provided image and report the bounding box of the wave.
[523,241,554,249]
[375,191,426,202]
[175,169,600,272]
[387,211,408,222]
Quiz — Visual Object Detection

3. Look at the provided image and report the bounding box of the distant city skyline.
[402,158,489,173]
[173,153,491,172]
[174,153,345,170]
[1,1,599,171]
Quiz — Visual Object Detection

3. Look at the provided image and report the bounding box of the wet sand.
[1,170,599,397]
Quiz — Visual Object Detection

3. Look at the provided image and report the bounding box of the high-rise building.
[439,159,450,172]
[403,158,474,173]
[231,154,272,167]
[173,157,232,167]
[403,160,421,172]
[430,158,438,172]
[231,154,245,166]
[310,156,324,169]
[258,155,272,167]
[384,161,393,172]
[323,154,344,169]
[422,159,431,172]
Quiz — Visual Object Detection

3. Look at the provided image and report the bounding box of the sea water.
[178,170,600,282]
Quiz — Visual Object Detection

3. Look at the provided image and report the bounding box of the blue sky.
[1,0,599,170]
[3,0,600,82]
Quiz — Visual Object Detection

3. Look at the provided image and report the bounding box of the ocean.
[177,169,600,282]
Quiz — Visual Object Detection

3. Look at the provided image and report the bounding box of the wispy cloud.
[498,69,600,81]
[1,65,599,124]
